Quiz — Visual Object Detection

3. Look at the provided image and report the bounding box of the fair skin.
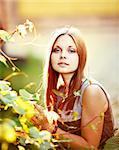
[51,35,79,88]
[51,34,108,149]
[56,85,108,149]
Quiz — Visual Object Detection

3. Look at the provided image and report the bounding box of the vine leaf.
[0,91,17,104]
[29,126,40,138]
[40,141,54,150]
[104,136,119,150]
[4,72,28,81]
[52,89,66,99]
[0,30,14,42]
[18,145,25,150]
[99,112,104,120]
[19,89,39,101]
[19,89,33,100]
[73,90,81,97]
[72,111,79,121]
[38,130,52,141]
[0,55,9,67]
[0,80,11,91]
[0,122,16,143]
[88,123,97,132]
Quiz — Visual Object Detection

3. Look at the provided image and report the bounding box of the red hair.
[44,27,87,110]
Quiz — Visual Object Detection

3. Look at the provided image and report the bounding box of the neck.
[61,73,74,88]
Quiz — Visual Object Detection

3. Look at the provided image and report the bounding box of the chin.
[57,70,75,74]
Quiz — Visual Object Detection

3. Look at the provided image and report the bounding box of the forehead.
[53,34,76,47]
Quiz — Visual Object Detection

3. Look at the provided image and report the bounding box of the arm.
[56,84,108,149]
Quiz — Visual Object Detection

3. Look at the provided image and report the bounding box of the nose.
[60,50,66,59]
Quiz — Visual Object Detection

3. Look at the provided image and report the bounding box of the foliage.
[0,20,56,150]
[103,130,119,150]
[0,80,56,150]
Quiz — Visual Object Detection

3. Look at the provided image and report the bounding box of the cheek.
[71,55,79,68]
[76,55,79,66]
[51,54,58,69]
[51,54,56,64]
[75,57,79,69]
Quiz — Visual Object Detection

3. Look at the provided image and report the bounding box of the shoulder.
[82,84,108,113]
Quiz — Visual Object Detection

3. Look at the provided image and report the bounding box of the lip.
[58,62,69,65]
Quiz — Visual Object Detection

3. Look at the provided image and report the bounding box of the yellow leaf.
[18,145,25,150]
[0,55,8,67]
[100,112,104,120]
[4,104,9,110]
[89,124,97,132]
[25,109,35,120]
[72,111,78,121]
[19,115,27,124]
[19,116,29,133]
[2,123,16,143]
[0,90,9,96]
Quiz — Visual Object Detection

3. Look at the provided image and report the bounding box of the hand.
[30,104,54,132]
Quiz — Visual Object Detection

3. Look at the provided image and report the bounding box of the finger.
[34,104,44,113]
[31,116,41,126]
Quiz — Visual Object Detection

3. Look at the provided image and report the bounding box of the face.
[51,34,79,74]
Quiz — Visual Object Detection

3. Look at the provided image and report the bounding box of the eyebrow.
[68,46,76,49]
[53,45,62,49]
[53,45,76,49]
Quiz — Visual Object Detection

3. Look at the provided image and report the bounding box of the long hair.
[44,27,87,111]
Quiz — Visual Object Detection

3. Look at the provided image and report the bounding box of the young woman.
[32,27,114,149]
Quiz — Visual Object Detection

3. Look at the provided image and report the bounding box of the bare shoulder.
[82,84,108,113]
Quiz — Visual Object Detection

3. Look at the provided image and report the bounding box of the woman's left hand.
[30,104,54,132]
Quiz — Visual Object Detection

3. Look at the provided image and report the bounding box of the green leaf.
[0,30,14,42]
[0,90,17,104]
[73,90,81,97]
[40,141,53,150]
[18,137,26,146]
[12,117,22,128]
[13,99,25,115]
[32,93,40,101]
[19,89,33,100]
[4,72,28,81]
[0,80,11,91]
[29,127,40,138]
[18,145,25,150]
[13,104,26,115]
[0,94,15,104]
[104,136,119,150]
[52,89,66,98]
[13,97,34,116]
[0,55,9,67]
[38,130,52,141]
[4,118,16,128]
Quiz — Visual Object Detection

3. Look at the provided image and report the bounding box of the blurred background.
[0,0,119,125]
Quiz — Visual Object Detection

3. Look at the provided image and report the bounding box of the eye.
[68,48,76,53]
[52,48,61,53]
